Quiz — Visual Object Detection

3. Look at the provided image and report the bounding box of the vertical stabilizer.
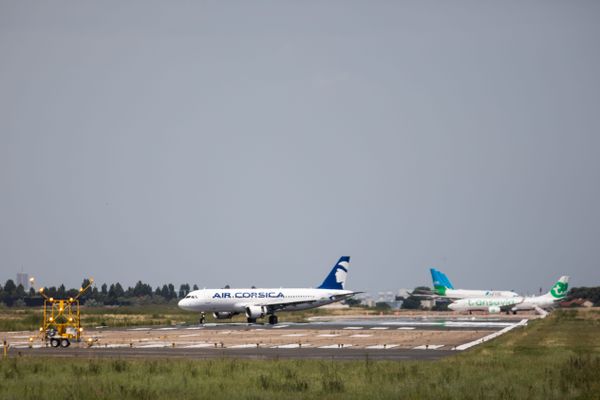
[318,257,350,290]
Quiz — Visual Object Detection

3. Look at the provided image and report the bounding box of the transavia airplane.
[178,257,360,325]
[429,268,519,299]
[448,276,569,315]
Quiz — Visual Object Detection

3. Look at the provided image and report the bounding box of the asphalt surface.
[11,346,455,361]
[5,316,526,360]
[111,317,521,332]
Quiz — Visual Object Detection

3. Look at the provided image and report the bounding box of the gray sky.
[1,1,599,295]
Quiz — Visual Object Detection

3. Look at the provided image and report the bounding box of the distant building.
[16,272,29,289]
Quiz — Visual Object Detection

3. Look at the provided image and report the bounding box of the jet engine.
[488,306,501,314]
[245,305,266,319]
[213,312,237,320]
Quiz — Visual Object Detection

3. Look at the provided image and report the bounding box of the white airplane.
[178,256,360,325]
[448,276,569,315]
[430,268,519,299]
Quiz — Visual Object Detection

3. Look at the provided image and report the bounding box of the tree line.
[0,279,198,307]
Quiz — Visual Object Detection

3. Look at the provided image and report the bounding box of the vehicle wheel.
[247,317,256,323]
[60,339,70,348]
[50,338,60,348]
[268,315,278,325]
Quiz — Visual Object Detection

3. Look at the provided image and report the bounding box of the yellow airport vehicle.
[34,278,94,348]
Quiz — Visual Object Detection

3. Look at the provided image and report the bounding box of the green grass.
[1,309,599,399]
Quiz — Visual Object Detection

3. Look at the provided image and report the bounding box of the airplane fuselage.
[178,288,354,313]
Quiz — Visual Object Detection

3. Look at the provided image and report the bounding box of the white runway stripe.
[370,327,389,330]
[137,343,170,348]
[366,344,399,349]
[413,344,444,350]
[343,327,362,330]
[317,334,340,337]
[229,344,259,349]
[454,319,528,351]
[318,344,353,349]
[283,333,306,337]
[182,343,214,348]
[272,325,290,329]
[271,343,312,349]
[350,334,372,338]
[397,327,416,330]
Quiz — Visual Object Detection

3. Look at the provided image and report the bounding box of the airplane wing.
[257,292,363,313]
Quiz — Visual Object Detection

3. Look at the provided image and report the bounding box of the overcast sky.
[1,1,599,295]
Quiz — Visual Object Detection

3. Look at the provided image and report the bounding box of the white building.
[16,272,29,289]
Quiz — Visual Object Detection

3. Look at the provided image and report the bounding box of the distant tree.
[568,287,600,306]
[57,284,66,298]
[4,279,16,294]
[101,283,108,295]
[179,284,190,298]
[401,296,421,310]
[167,284,176,299]
[133,281,152,297]
[344,298,362,307]
[161,284,169,298]
[15,284,26,299]
[193,284,199,291]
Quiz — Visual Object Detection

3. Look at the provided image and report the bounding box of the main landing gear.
[268,315,278,325]
[247,317,257,324]
[199,312,206,324]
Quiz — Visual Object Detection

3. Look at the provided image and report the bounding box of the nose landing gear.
[199,312,206,324]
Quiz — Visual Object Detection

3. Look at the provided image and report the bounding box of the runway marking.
[179,333,204,338]
[454,319,528,351]
[218,331,232,334]
[11,335,33,339]
[283,333,307,337]
[137,343,169,348]
[397,327,416,330]
[271,343,312,349]
[127,327,151,331]
[350,334,372,338]
[413,344,444,350]
[182,343,213,348]
[185,327,205,330]
[370,327,389,330]
[229,344,259,349]
[318,344,353,349]
[11,344,43,349]
[156,327,178,331]
[272,325,290,329]
[101,344,131,348]
[343,327,362,330]
[317,334,340,337]
[366,344,399,349]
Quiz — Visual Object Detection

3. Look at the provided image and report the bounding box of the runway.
[3,315,528,360]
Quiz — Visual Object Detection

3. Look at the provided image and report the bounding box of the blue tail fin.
[318,257,350,290]
[430,268,454,294]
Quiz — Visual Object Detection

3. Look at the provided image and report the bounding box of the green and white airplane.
[430,268,519,299]
[448,276,569,315]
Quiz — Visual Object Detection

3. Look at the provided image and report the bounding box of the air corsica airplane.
[448,276,569,315]
[178,257,360,325]
[430,268,519,299]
